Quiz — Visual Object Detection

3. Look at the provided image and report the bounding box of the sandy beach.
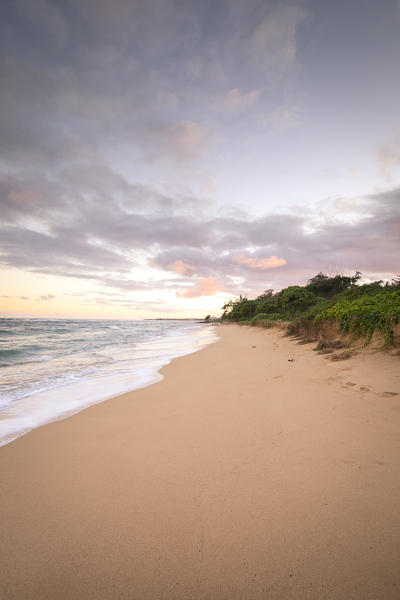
[1,323,400,599]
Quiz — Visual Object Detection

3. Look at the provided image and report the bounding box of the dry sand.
[1,323,400,599]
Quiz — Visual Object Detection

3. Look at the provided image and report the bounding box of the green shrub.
[340,281,385,300]
[267,313,290,321]
[315,291,400,345]
[251,313,271,322]
[255,295,278,314]
[251,312,289,324]
[306,272,361,298]
[276,286,317,316]
[221,274,400,347]
[300,297,335,320]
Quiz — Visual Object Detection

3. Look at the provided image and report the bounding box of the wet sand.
[1,324,399,599]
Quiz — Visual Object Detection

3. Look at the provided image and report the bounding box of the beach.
[1,323,400,599]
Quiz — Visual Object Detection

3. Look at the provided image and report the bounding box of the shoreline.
[0,322,218,447]
[1,324,400,599]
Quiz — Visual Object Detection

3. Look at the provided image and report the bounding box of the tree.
[306,272,361,298]
[276,286,317,315]
[221,295,257,321]
[221,299,235,319]
[255,290,278,315]
[256,289,274,300]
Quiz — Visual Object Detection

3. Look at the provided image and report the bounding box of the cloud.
[1,163,399,299]
[251,5,306,70]
[260,104,299,128]
[177,277,223,298]
[222,88,261,113]
[0,0,313,223]
[15,0,70,47]
[0,0,398,304]
[169,120,210,161]
[377,136,400,180]
[37,294,55,301]
[234,254,287,270]
[0,0,309,172]
[166,260,196,275]
[148,120,211,162]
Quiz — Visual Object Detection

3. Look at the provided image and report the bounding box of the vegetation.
[276,286,318,316]
[305,271,361,298]
[221,272,400,345]
[315,291,400,345]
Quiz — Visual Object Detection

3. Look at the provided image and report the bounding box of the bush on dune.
[250,312,288,325]
[315,291,400,344]
[305,272,361,298]
[275,286,318,316]
[221,272,400,345]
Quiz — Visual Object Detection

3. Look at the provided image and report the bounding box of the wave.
[0,321,219,446]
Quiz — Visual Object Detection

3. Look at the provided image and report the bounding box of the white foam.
[0,324,219,447]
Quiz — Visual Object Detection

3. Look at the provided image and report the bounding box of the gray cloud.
[142,120,211,163]
[0,0,399,308]
[15,0,70,46]
[250,4,306,71]
[0,0,308,176]
[377,134,400,180]
[1,159,399,297]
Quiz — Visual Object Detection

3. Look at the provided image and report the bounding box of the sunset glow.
[1,1,399,318]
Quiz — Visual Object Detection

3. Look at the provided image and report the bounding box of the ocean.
[0,318,218,447]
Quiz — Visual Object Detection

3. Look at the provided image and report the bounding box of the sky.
[0,0,399,319]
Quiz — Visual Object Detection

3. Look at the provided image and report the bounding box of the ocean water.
[0,318,218,447]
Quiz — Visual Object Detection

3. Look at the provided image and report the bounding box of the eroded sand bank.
[1,324,399,599]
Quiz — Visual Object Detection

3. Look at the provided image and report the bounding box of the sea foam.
[0,319,218,446]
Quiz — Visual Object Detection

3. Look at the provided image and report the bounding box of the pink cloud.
[177,276,223,298]
[234,254,287,270]
[224,88,261,112]
[166,120,209,160]
[167,260,196,276]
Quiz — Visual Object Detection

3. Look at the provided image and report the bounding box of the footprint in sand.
[382,391,399,398]
[359,386,371,393]
[343,381,356,388]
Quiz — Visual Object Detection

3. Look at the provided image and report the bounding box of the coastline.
[1,323,399,599]
[0,320,218,447]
